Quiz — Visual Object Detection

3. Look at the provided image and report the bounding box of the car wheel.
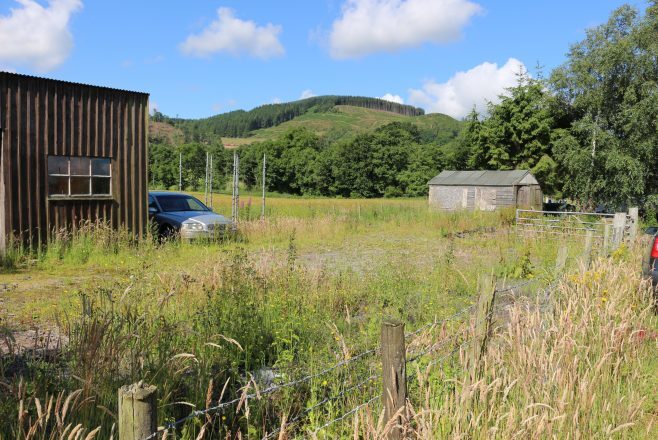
[159,224,177,242]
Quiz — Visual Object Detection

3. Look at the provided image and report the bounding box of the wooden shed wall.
[429,185,475,210]
[429,185,520,211]
[0,73,149,249]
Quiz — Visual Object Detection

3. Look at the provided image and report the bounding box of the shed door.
[517,186,530,207]
[532,187,542,209]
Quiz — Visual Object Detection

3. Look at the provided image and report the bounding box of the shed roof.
[1,71,149,96]
[428,170,536,186]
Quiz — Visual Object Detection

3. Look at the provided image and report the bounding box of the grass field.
[0,195,498,326]
[0,196,656,439]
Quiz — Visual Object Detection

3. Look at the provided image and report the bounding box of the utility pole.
[261,154,266,220]
[178,152,182,191]
[209,154,213,209]
[232,152,240,223]
[204,151,209,205]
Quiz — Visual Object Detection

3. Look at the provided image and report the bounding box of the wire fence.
[139,277,550,440]
[143,344,379,439]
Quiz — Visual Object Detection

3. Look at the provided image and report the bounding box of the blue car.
[148,191,233,240]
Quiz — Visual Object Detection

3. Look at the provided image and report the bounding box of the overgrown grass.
[1,199,653,439]
[350,244,657,439]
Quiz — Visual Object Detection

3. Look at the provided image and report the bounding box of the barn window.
[48,156,111,197]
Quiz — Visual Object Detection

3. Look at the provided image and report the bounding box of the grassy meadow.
[0,196,656,439]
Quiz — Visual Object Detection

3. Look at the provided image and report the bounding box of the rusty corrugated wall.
[0,72,149,250]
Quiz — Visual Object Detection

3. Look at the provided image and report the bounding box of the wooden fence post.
[603,222,611,252]
[612,212,626,250]
[581,230,594,269]
[119,382,157,440]
[555,244,568,275]
[381,320,406,440]
[471,275,496,371]
[628,207,639,240]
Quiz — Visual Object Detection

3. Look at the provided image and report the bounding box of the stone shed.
[428,170,542,211]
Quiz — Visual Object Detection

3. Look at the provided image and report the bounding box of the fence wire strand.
[405,303,476,340]
[311,394,381,436]
[262,372,381,439]
[142,345,378,439]
[494,278,539,293]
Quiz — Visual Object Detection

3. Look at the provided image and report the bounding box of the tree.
[468,73,554,172]
[149,143,178,189]
[550,3,658,209]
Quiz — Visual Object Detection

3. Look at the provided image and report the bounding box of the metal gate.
[515,209,617,239]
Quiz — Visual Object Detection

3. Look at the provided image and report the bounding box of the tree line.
[149,121,461,198]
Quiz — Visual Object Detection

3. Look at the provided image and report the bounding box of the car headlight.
[182,222,204,231]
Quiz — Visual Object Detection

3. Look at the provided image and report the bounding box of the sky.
[0,0,647,119]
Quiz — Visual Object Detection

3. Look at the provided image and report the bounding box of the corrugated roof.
[0,71,149,96]
[428,170,532,186]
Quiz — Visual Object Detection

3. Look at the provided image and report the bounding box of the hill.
[151,95,426,143]
[222,105,461,147]
[150,96,461,148]
[149,120,185,145]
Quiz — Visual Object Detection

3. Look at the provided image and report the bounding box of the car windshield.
[155,195,209,212]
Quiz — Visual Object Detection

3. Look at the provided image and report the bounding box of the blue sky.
[0,0,646,119]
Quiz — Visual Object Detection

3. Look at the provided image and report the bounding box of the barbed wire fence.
[121,274,561,440]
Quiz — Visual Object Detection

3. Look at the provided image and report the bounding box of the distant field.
[222,105,461,146]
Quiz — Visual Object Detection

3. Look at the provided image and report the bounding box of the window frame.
[47,155,113,199]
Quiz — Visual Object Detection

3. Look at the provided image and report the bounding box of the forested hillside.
[152,95,425,141]
[224,106,460,147]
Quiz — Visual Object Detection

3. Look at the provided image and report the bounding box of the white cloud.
[271,97,282,104]
[408,58,526,119]
[300,89,316,99]
[329,0,482,59]
[180,8,284,59]
[380,93,404,104]
[0,0,82,72]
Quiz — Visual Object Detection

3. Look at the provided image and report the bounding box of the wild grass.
[1,198,653,439]
[349,245,657,439]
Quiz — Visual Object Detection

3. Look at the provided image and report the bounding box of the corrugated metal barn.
[0,72,149,252]
[428,170,542,211]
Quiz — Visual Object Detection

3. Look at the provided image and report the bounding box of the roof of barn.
[428,170,537,186]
